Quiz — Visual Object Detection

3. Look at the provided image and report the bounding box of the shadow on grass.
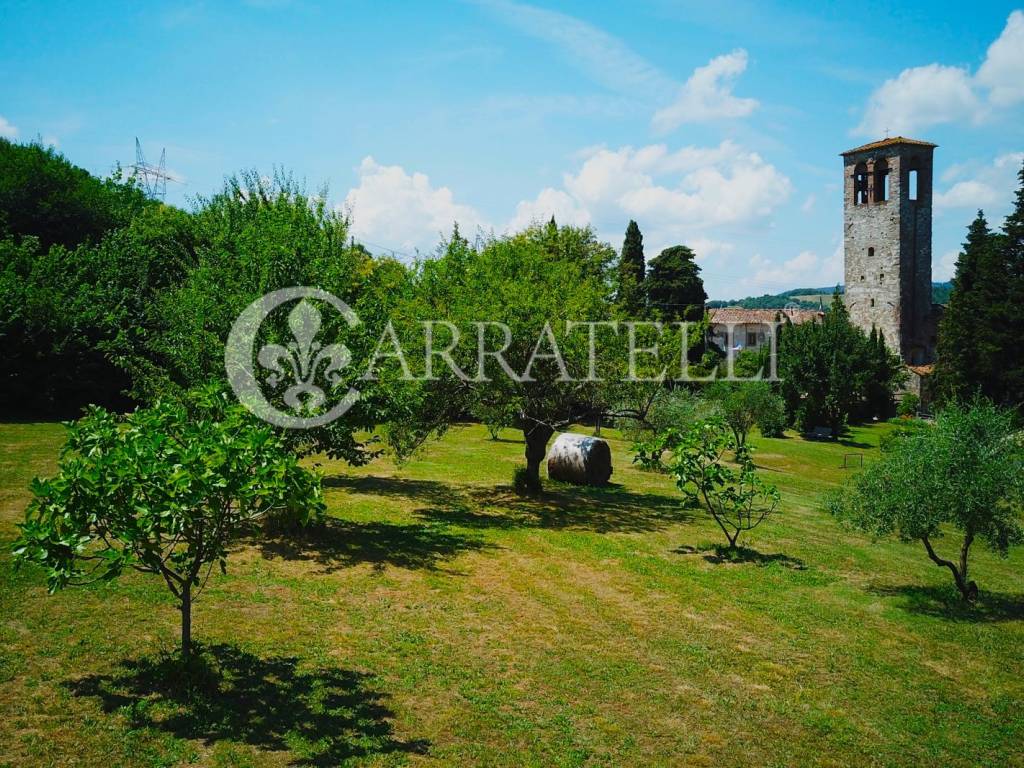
[673,543,807,570]
[418,481,694,534]
[66,644,428,766]
[322,475,453,502]
[868,583,1024,622]
[258,516,491,574]
[323,473,694,535]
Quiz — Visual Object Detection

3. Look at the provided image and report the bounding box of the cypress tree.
[934,211,995,403]
[936,161,1024,407]
[617,220,646,316]
[999,161,1024,405]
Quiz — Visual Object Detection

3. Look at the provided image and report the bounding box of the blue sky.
[2,0,1022,298]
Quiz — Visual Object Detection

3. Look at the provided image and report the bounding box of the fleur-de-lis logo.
[225,287,361,429]
[257,300,351,413]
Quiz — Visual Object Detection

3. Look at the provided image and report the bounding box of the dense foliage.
[646,245,706,322]
[12,386,325,656]
[707,381,783,450]
[935,163,1024,407]
[0,138,151,250]
[778,292,904,435]
[412,222,616,483]
[827,401,1024,600]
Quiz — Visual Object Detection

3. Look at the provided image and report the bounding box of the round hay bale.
[546,432,612,486]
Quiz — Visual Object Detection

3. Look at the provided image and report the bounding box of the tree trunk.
[523,423,554,483]
[181,583,192,660]
[922,534,978,601]
[593,413,602,437]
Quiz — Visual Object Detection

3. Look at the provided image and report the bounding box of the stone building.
[708,307,824,352]
[841,137,940,367]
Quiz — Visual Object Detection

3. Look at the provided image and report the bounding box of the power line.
[132,137,180,201]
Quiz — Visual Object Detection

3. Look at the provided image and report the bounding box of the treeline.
[708,283,954,310]
[0,139,910,468]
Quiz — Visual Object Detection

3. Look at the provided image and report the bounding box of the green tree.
[12,387,325,658]
[0,202,198,417]
[707,381,779,452]
[413,223,615,485]
[0,138,150,249]
[661,418,780,549]
[937,162,1024,408]
[997,161,1024,406]
[778,292,903,436]
[826,401,1024,601]
[617,220,646,316]
[646,245,706,322]
[934,211,997,403]
[863,327,904,419]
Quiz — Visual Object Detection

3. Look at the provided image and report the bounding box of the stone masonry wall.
[842,143,934,363]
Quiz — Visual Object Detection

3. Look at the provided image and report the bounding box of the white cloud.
[936,249,960,282]
[713,238,844,299]
[855,11,1024,136]
[800,194,816,213]
[685,238,734,261]
[505,140,790,295]
[976,10,1024,107]
[0,116,18,139]
[341,139,789,264]
[560,141,789,232]
[652,50,758,132]
[934,152,1024,211]
[508,187,590,230]
[855,64,981,136]
[342,157,487,255]
[746,247,841,291]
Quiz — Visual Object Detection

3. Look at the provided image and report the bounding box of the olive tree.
[708,381,780,452]
[12,387,325,658]
[826,401,1024,600]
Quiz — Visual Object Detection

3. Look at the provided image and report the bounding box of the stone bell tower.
[842,137,937,364]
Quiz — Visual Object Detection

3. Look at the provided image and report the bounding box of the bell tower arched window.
[854,162,869,205]
[873,158,889,202]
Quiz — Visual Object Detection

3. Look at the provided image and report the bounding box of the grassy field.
[1,420,1022,767]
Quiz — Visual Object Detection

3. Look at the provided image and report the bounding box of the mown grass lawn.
[1,420,1022,767]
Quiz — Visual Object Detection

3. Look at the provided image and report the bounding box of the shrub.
[619,388,718,443]
[631,428,686,472]
[707,381,779,451]
[897,392,920,418]
[878,417,930,453]
[756,393,788,437]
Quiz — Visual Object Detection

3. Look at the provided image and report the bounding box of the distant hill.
[708,283,953,309]
[707,287,840,310]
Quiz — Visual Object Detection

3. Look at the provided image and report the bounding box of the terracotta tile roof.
[841,136,938,156]
[709,308,824,325]
[907,364,935,376]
